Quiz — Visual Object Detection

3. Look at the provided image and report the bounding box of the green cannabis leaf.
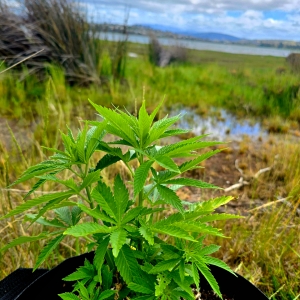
[2,99,240,300]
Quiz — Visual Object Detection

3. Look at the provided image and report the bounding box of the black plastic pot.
[0,252,268,300]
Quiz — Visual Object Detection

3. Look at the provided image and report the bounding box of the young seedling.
[1,100,240,300]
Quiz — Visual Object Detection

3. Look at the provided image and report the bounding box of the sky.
[81,0,300,41]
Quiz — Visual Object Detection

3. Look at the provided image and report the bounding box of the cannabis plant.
[1,100,240,299]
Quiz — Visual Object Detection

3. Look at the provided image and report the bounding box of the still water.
[171,107,266,141]
[102,32,299,57]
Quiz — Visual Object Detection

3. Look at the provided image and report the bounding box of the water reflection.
[171,107,266,140]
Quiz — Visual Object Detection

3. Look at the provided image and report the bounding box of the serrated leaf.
[34,234,64,270]
[71,206,82,225]
[77,125,88,163]
[80,170,101,190]
[95,154,121,171]
[36,175,78,192]
[153,156,180,173]
[116,107,139,131]
[154,213,184,227]
[98,290,116,300]
[30,195,72,225]
[155,136,204,156]
[128,283,154,295]
[147,115,181,146]
[152,225,195,241]
[165,178,219,189]
[58,292,80,300]
[192,262,200,290]
[155,170,177,183]
[102,264,113,291]
[60,132,74,156]
[97,142,123,158]
[55,206,73,226]
[114,175,129,222]
[63,269,91,281]
[94,236,110,283]
[138,101,151,147]
[89,101,137,146]
[172,272,195,299]
[148,258,181,274]
[154,273,171,297]
[161,141,223,158]
[64,223,111,237]
[134,160,153,196]
[156,184,183,214]
[42,146,71,156]
[159,129,190,138]
[78,281,89,299]
[85,122,107,159]
[195,259,222,299]
[23,177,47,199]
[174,221,224,237]
[149,99,164,123]
[110,228,127,257]
[9,161,69,187]
[115,244,140,283]
[203,256,236,276]
[161,244,181,259]
[0,232,50,253]
[92,182,117,219]
[196,196,234,212]
[25,214,66,228]
[139,226,154,245]
[198,213,242,223]
[122,207,143,225]
[77,204,116,224]
[108,139,133,146]
[0,190,74,220]
[179,150,222,172]
[198,245,220,256]
[179,260,185,282]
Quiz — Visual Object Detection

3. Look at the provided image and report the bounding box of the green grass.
[1,44,300,125]
[1,46,300,299]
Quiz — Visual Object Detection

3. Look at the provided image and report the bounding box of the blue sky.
[80,0,300,40]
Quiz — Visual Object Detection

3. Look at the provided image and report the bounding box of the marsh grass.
[2,45,299,128]
[1,43,300,298]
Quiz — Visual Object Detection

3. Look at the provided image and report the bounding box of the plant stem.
[124,161,134,178]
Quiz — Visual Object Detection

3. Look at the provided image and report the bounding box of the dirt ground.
[173,134,295,216]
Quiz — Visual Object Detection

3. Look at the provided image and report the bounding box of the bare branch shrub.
[286,53,300,74]
[148,34,187,67]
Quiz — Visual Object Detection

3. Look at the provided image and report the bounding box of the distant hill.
[97,23,300,50]
[140,24,242,42]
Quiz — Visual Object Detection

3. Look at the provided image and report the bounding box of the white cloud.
[81,0,300,40]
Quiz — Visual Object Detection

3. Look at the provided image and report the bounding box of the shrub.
[148,34,187,67]
[286,53,300,74]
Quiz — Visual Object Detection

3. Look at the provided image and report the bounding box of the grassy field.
[1,43,300,130]
[1,44,300,299]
